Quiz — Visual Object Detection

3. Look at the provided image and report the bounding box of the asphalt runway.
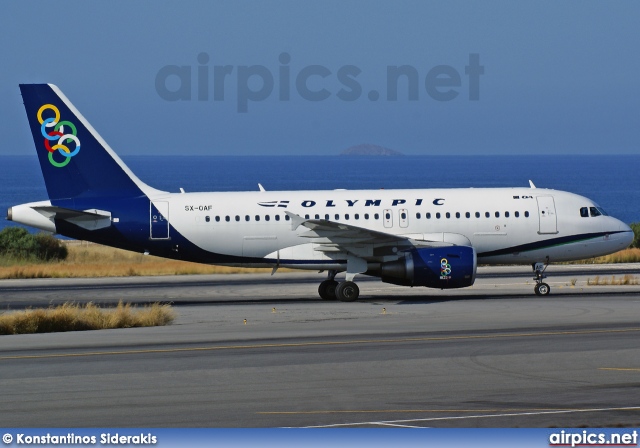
[1,265,640,427]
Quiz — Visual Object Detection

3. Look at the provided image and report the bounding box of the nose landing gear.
[533,260,551,296]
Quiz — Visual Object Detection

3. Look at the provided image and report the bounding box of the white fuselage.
[142,186,631,269]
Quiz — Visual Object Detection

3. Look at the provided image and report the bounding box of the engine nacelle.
[379,246,477,289]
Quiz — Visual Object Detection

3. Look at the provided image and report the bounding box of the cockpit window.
[597,207,608,216]
[589,207,601,217]
[580,207,589,218]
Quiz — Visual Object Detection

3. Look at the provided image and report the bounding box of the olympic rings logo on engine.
[440,258,452,279]
[37,104,81,168]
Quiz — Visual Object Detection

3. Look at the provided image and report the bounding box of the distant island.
[340,144,404,156]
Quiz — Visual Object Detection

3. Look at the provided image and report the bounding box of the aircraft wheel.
[318,280,338,300]
[534,283,551,296]
[336,281,359,302]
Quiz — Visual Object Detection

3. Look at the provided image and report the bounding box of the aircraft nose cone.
[619,221,634,247]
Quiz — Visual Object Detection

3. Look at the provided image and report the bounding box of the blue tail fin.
[19,84,158,204]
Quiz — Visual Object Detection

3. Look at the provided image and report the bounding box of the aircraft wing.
[286,211,405,244]
[285,211,466,260]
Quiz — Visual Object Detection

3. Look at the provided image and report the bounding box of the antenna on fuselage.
[529,180,536,189]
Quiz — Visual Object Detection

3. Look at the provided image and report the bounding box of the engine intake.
[380,246,477,289]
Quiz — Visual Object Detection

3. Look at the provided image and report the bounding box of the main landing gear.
[318,270,360,302]
[533,260,551,296]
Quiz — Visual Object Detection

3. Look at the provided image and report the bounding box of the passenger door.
[536,196,557,234]
[150,201,170,239]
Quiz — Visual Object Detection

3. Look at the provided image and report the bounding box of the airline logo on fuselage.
[37,104,81,168]
[257,198,446,208]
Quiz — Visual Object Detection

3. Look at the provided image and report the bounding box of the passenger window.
[255,215,260,221]
[235,215,240,222]
[465,212,470,218]
[590,207,601,217]
[524,211,529,218]
[436,212,441,219]
[275,215,280,221]
[285,215,290,221]
[245,215,250,221]
[385,212,391,219]
[355,214,360,220]
[374,213,379,220]
[445,212,450,219]
[515,211,520,218]
[215,216,220,222]
[205,216,210,222]
[265,215,270,221]
[325,214,330,220]
[401,212,406,219]
[315,214,320,219]
[416,212,421,219]
[485,212,490,218]
[505,211,510,218]
[426,212,431,219]
[225,216,230,222]
[456,212,460,219]
[364,213,369,220]
[475,212,480,218]
[335,214,340,220]
[345,214,350,220]
[495,212,500,218]
[305,214,310,219]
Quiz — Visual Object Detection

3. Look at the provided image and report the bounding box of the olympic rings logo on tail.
[37,104,81,168]
[440,258,452,280]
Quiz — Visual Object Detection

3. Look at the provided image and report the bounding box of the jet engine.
[378,246,477,288]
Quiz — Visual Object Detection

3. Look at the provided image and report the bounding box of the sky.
[1,1,638,156]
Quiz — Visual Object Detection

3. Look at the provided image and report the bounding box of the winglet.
[258,183,266,192]
[529,180,536,189]
[285,211,306,230]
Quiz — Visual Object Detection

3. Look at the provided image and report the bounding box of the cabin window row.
[204,215,292,223]
[203,210,531,223]
[415,211,530,219]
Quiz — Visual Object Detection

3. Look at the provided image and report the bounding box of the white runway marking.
[299,406,640,428]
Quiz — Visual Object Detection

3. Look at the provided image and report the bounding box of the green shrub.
[0,227,67,262]
[630,223,640,249]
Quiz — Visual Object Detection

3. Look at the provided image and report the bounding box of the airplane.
[7,84,634,301]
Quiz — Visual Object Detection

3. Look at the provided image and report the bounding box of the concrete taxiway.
[0,264,639,427]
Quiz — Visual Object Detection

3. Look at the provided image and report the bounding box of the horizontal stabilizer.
[33,206,112,231]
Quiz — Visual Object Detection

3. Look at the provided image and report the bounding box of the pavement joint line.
[298,406,640,428]
[2,327,640,361]
[599,368,640,372]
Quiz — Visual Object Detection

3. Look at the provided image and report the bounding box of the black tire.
[335,281,359,302]
[318,280,338,300]
[537,282,551,296]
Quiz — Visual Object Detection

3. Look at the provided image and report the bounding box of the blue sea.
[1,155,639,233]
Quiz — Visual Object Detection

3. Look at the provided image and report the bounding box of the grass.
[0,241,285,279]
[587,274,640,286]
[567,248,640,264]
[0,301,176,335]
